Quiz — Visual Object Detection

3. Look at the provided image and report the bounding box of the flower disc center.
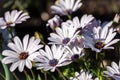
[95,41,105,49]
[62,38,70,45]
[49,59,58,67]
[71,54,79,61]
[19,52,29,60]
[6,21,13,26]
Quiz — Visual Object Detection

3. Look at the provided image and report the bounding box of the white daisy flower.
[70,69,99,80]
[2,34,43,72]
[62,14,95,36]
[65,46,84,62]
[84,21,119,52]
[104,61,120,80]
[48,23,79,46]
[34,45,70,72]
[0,10,30,29]
[46,15,62,30]
[51,0,82,15]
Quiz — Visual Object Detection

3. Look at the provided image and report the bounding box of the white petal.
[13,36,23,51]
[104,39,119,48]
[2,57,18,64]
[100,21,113,39]
[23,34,29,51]
[25,59,32,69]
[18,60,25,72]
[105,29,116,44]
[13,10,23,22]
[2,50,18,57]
[10,61,20,72]
[8,42,21,53]
[4,11,11,22]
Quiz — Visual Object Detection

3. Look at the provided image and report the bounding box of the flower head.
[70,69,99,80]
[104,61,120,80]
[46,15,62,30]
[51,0,82,15]
[62,14,95,36]
[34,45,70,72]
[66,46,84,62]
[2,34,43,72]
[0,10,30,29]
[84,21,119,52]
[48,23,79,46]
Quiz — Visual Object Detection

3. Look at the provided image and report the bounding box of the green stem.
[67,15,72,20]
[96,52,98,60]
[23,70,29,78]
[0,54,11,80]
[44,72,47,80]
[30,69,35,80]
[0,72,5,80]
[56,68,66,80]
[7,27,14,39]
[13,72,19,80]
[47,72,56,80]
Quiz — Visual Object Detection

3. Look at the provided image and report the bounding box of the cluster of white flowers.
[0,0,120,80]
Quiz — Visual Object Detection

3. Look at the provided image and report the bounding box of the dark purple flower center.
[62,38,70,45]
[71,54,79,61]
[19,52,29,60]
[49,59,58,67]
[95,41,105,49]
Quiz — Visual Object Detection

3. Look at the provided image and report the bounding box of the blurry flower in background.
[2,35,43,72]
[70,69,99,80]
[46,15,62,30]
[34,45,70,72]
[62,14,95,36]
[84,21,119,52]
[0,10,30,29]
[65,46,84,62]
[104,61,120,80]
[0,29,15,49]
[48,23,79,46]
[51,0,82,15]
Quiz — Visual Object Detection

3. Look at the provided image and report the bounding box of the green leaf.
[37,74,41,80]
[3,0,13,8]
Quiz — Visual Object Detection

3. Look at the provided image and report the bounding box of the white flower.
[70,69,99,80]
[51,0,82,15]
[65,46,84,62]
[104,61,120,80]
[46,15,62,30]
[2,34,43,72]
[0,10,30,29]
[84,21,119,52]
[48,23,79,46]
[34,45,70,72]
[62,14,94,36]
